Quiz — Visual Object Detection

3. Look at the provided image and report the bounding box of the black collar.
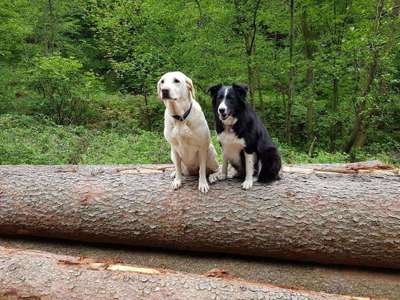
[171,102,192,122]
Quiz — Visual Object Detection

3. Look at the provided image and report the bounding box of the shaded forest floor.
[1,113,398,166]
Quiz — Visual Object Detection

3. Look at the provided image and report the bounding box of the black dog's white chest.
[217,130,246,167]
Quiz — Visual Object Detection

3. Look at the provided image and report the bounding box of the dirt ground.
[1,236,399,299]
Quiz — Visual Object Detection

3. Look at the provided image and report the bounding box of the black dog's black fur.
[208,83,281,182]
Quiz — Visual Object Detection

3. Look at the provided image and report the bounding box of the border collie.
[157,71,219,193]
[208,83,281,189]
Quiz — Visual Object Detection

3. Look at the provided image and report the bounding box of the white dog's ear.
[185,77,196,99]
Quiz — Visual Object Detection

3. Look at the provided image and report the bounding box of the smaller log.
[0,246,372,300]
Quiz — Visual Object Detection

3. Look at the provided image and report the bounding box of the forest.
[1,0,399,165]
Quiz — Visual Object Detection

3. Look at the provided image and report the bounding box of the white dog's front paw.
[171,178,182,190]
[209,172,227,184]
[170,171,176,179]
[218,173,227,181]
[198,181,209,193]
[241,179,253,190]
[209,172,221,184]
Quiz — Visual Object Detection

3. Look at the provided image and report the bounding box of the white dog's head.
[157,71,195,102]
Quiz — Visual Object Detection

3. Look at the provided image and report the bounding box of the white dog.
[157,71,219,193]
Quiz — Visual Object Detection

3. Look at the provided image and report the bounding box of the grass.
[0,114,398,166]
[0,114,170,165]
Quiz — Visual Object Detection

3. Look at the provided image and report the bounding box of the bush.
[89,92,165,132]
[26,55,102,125]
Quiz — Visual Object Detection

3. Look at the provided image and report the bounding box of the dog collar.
[171,102,192,122]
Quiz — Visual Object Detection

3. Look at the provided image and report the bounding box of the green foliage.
[27,55,101,124]
[0,114,170,165]
[0,0,399,165]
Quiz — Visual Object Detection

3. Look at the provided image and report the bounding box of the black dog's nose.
[161,89,170,99]
[219,107,226,114]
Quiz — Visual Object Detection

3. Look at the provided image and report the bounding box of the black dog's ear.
[232,83,248,99]
[207,84,223,98]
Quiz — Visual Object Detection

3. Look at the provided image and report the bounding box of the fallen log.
[2,236,400,299]
[0,246,372,300]
[0,162,399,269]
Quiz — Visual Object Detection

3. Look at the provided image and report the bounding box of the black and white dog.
[208,84,281,189]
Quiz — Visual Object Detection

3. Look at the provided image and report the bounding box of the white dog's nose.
[161,89,170,99]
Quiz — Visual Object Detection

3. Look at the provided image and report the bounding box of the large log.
[2,236,400,299]
[0,162,399,269]
[0,246,371,300]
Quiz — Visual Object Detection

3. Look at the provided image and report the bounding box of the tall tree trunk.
[300,7,315,145]
[0,163,399,269]
[246,44,256,105]
[0,247,370,300]
[287,0,295,144]
[330,77,339,151]
[329,0,340,151]
[329,0,353,151]
[344,0,385,153]
[242,0,262,106]
[256,63,264,110]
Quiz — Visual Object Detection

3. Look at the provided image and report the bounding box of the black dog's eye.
[161,79,164,84]
[174,78,180,83]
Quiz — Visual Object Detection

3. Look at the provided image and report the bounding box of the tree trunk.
[344,0,385,153]
[0,163,399,269]
[3,236,400,299]
[0,246,370,300]
[242,0,262,107]
[246,46,256,105]
[344,49,380,153]
[330,77,339,151]
[287,0,295,144]
[329,0,353,151]
[300,7,315,145]
[256,65,264,111]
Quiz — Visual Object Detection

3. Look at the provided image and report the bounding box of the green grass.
[0,114,398,166]
[0,114,170,165]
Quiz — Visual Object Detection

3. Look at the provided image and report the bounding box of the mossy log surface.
[0,162,399,268]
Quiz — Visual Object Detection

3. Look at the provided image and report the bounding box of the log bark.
[0,246,372,300]
[3,236,400,300]
[0,162,399,269]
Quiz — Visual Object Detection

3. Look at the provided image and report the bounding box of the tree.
[287,0,296,144]
[27,55,100,124]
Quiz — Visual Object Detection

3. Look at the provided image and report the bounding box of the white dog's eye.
[161,79,164,84]
[174,78,180,83]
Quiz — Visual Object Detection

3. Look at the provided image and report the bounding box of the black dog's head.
[208,83,248,125]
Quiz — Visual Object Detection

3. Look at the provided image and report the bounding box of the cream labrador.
[157,71,218,193]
